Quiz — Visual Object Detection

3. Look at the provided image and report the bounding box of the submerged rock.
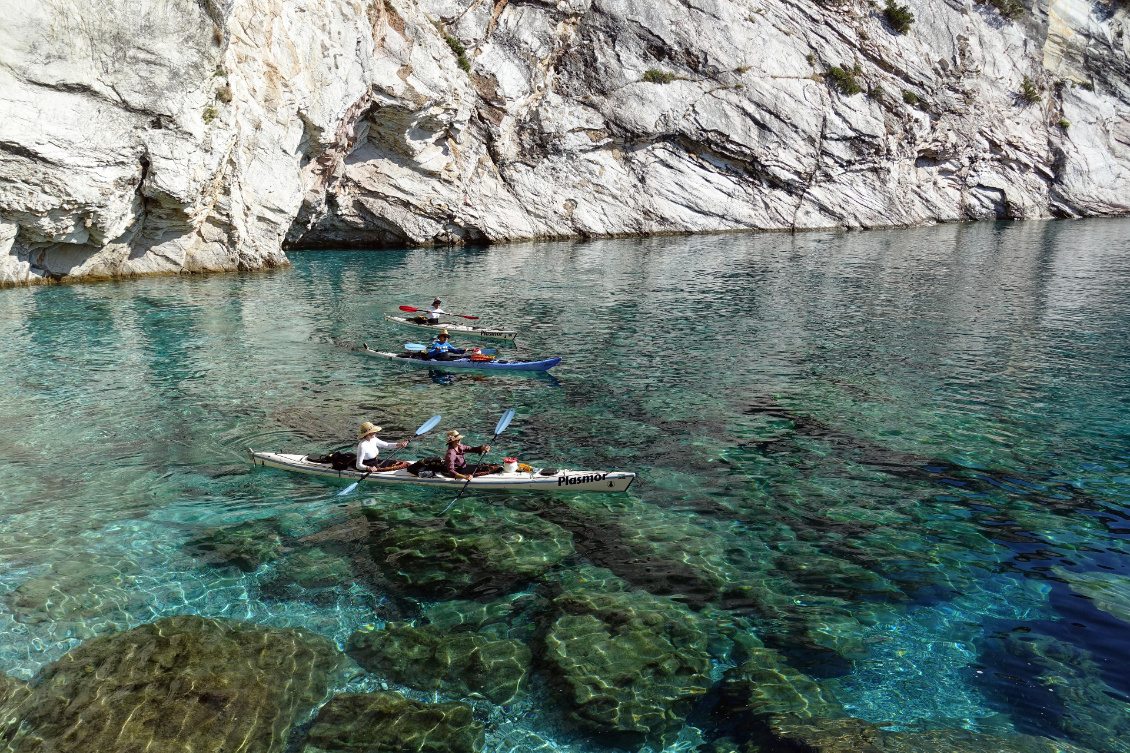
[301,692,483,753]
[185,518,283,571]
[422,593,544,642]
[4,614,346,753]
[347,622,531,705]
[3,554,142,628]
[996,632,1130,753]
[365,501,572,599]
[274,547,353,589]
[0,673,30,739]
[1053,566,1130,625]
[765,716,1097,753]
[716,640,844,721]
[539,567,712,748]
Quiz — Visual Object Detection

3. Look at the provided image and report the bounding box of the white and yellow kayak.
[384,315,518,341]
[247,450,636,492]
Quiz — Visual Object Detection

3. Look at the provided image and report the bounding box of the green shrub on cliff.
[1020,75,1041,103]
[883,0,915,33]
[445,33,471,72]
[642,69,676,84]
[827,63,863,95]
[984,0,1024,20]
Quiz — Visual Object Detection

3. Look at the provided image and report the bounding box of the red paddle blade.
[399,305,420,312]
[456,315,480,320]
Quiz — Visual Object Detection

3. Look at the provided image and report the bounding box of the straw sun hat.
[358,422,383,438]
[446,430,465,443]
[438,329,450,336]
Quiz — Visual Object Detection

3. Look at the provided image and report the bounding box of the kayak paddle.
[441,408,515,513]
[337,414,442,496]
[398,305,480,320]
[405,343,494,355]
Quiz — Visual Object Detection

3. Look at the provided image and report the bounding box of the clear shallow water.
[1,219,1129,751]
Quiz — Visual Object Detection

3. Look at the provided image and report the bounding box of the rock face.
[1,0,1129,285]
[1,615,346,753]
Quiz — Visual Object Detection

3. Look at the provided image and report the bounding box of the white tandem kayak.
[247,450,636,492]
[385,315,518,341]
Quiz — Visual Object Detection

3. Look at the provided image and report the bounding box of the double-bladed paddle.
[337,414,442,496]
[441,408,515,514]
[399,305,480,320]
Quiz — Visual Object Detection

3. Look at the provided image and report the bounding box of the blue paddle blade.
[405,343,427,351]
[336,481,358,496]
[417,414,442,435]
[495,408,516,435]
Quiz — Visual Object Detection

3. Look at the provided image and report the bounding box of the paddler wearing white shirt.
[355,422,408,471]
[411,298,449,325]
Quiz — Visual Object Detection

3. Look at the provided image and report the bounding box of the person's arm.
[372,437,396,449]
[355,442,368,471]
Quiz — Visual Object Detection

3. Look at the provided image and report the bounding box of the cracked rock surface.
[1,0,1128,285]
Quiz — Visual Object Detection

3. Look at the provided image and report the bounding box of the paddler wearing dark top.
[426,330,466,361]
[443,429,490,481]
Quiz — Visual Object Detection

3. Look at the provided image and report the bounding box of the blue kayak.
[364,347,561,372]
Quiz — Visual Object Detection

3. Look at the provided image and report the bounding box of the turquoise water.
[1,219,1129,751]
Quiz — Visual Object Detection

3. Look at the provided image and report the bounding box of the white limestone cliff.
[0,0,1127,285]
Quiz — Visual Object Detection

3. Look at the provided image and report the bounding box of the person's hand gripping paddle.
[337,414,442,496]
[441,408,515,514]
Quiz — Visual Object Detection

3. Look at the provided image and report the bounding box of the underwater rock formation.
[762,716,1097,753]
[1053,566,1130,625]
[3,554,142,629]
[300,692,484,753]
[0,673,30,739]
[2,0,1129,284]
[1,615,346,753]
[364,500,573,599]
[273,547,354,589]
[995,631,1130,753]
[184,518,283,571]
[537,567,713,748]
[716,637,846,721]
[347,621,531,705]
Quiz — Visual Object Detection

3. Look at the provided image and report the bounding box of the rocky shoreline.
[2,0,1129,286]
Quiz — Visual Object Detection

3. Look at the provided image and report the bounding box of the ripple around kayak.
[363,347,562,372]
[247,451,636,492]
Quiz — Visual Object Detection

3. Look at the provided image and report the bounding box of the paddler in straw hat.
[443,429,493,481]
[355,422,408,472]
[425,330,467,362]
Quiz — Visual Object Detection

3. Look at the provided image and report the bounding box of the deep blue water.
[1,218,1129,751]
